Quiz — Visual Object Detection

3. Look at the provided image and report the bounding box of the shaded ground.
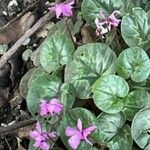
[0,0,43,149]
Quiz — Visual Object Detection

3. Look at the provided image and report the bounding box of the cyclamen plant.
[30,122,57,150]
[19,0,150,149]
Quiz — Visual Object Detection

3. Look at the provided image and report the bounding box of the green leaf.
[145,2,150,12]
[31,48,41,67]
[73,12,84,34]
[27,68,48,87]
[117,47,150,82]
[121,7,150,51]
[59,83,76,113]
[26,74,75,118]
[40,30,75,72]
[0,44,8,55]
[131,108,150,149]
[19,68,47,99]
[22,49,33,61]
[78,143,100,150]
[81,0,132,26]
[96,112,132,150]
[26,75,62,117]
[96,112,126,143]
[65,43,117,99]
[123,90,150,120]
[20,68,36,99]
[107,125,133,150]
[93,75,129,113]
[28,140,37,150]
[59,108,97,150]
[52,65,65,81]
[132,0,150,12]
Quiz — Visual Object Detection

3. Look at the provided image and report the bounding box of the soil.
[0,0,43,149]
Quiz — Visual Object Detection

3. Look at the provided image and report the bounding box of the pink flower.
[95,10,121,38]
[49,0,74,18]
[66,119,96,149]
[30,122,57,150]
[40,98,64,116]
[108,11,121,27]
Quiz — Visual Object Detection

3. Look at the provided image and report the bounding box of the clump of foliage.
[20,0,150,149]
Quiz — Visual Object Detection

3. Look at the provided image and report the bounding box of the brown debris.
[0,12,35,44]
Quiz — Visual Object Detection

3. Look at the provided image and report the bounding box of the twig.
[0,118,36,135]
[0,12,55,69]
[4,138,11,150]
[0,0,41,30]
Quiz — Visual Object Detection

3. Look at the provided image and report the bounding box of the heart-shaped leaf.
[121,7,150,51]
[40,30,75,73]
[96,112,132,150]
[132,0,150,12]
[131,108,150,149]
[93,75,129,113]
[19,68,47,99]
[28,140,37,150]
[117,47,150,82]
[96,112,126,143]
[65,43,117,99]
[26,75,62,117]
[26,74,75,118]
[59,108,97,150]
[123,90,150,120]
[107,125,133,150]
[19,68,36,99]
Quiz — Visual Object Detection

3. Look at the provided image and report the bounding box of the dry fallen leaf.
[36,22,55,38]
[0,12,35,44]
[16,124,35,139]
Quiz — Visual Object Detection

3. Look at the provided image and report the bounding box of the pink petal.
[54,107,63,114]
[47,104,55,115]
[49,0,74,18]
[33,140,41,148]
[47,98,63,115]
[36,122,42,133]
[55,4,64,18]
[68,133,83,150]
[36,134,46,142]
[62,0,74,16]
[77,119,82,131]
[95,18,99,27]
[30,131,39,139]
[108,10,121,27]
[107,22,111,31]
[40,142,50,150]
[42,133,49,140]
[66,127,79,136]
[83,125,96,144]
[100,26,109,35]
[40,100,48,116]
[49,98,60,105]
[62,6,73,17]
[48,131,57,139]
